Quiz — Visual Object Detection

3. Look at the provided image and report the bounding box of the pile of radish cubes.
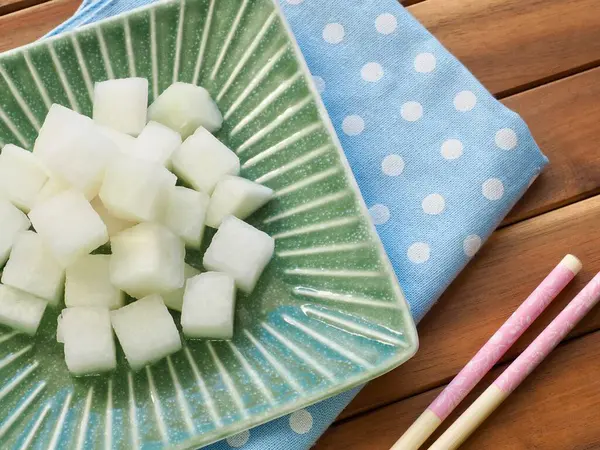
[0,79,275,375]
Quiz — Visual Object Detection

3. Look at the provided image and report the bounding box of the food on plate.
[203,215,275,293]
[181,271,236,339]
[110,294,181,370]
[58,306,116,375]
[65,254,124,310]
[206,175,273,228]
[0,77,276,374]
[1,231,64,305]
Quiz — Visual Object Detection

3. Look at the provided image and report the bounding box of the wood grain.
[0,0,50,16]
[502,67,600,225]
[339,194,600,419]
[317,331,600,449]
[409,0,600,96]
[0,0,80,52]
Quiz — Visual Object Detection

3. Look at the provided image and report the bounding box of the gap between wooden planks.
[317,330,600,449]
[338,193,600,421]
[0,0,51,16]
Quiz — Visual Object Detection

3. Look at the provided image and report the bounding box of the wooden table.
[1,0,600,448]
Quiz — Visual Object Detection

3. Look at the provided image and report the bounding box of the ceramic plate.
[0,0,418,448]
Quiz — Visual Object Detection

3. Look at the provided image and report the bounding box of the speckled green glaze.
[0,0,418,448]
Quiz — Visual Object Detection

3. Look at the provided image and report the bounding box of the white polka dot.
[285,0,304,4]
[441,139,463,160]
[422,193,445,215]
[313,76,325,93]
[361,62,383,82]
[381,154,404,176]
[407,242,430,264]
[323,23,345,44]
[414,53,436,73]
[482,178,504,201]
[375,13,397,34]
[463,235,482,257]
[289,409,313,434]
[227,430,250,447]
[401,101,423,122]
[342,115,364,136]
[495,128,518,150]
[453,90,477,112]
[369,204,390,225]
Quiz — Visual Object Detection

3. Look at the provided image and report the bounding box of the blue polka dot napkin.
[48,0,548,448]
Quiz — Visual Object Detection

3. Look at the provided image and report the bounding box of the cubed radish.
[0,200,31,266]
[110,294,181,370]
[29,190,108,267]
[129,121,182,167]
[162,263,201,312]
[110,223,185,298]
[203,216,274,293]
[206,176,273,228]
[65,255,124,309]
[59,307,116,375]
[148,83,223,138]
[97,125,136,154]
[34,104,92,157]
[99,155,177,222]
[90,197,135,237]
[181,272,236,339]
[35,178,69,207]
[0,144,48,212]
[162,186,209,249]
[1,231,64,305]
[171,127,239,194]
[37,123,119,199]
[0,284,47,335]
[93,78,148,136]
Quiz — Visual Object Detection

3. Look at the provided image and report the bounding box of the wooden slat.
[339,194,600,419]
[0,0,50,16]
[317,331,600,449]
[409,0,600,96]
[502,67,600,224]
[0,0,80,52]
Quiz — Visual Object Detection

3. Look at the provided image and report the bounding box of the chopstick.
[429,271,600,450]
[391,254,582,450]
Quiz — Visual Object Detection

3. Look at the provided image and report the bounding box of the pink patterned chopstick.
[430,271,600,450]
[391,254,582,450]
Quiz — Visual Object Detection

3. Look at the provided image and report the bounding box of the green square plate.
[0,0,418,448]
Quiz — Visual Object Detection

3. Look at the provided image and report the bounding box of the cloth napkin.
[49,0,548,448]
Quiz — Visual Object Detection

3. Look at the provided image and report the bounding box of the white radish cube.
[110,223,185,298]
[0,200,30,266]
[38,124,119,199]
[206,176,273,228]
[148,82,223,138]
[0,144,48,212]
[0,285,47,335]
[97,125,136,154]
[171,127,240,194]
[93,78,149,136]
[163,186,209,249]
[181,272,236,339]
[65,255,124,309]
[60,307,116,375]
[1,231,64,305]
[35,178,69,207]
[29,190,108,267]
[129,121,182,167]
[162,264,201,312]
[203,216,274,293]
[99,155,177,222]
[111,294,181,370]
[34,104,92,157]
[90,197,135,237]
